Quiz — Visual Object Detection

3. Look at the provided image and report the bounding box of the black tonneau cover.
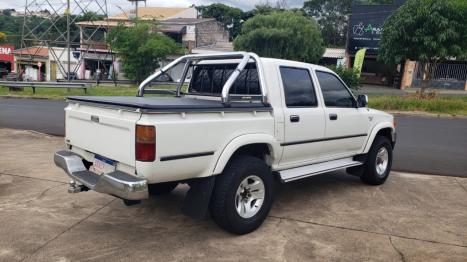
[67,96,271,113]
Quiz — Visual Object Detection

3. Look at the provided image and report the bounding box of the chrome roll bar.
[137,52,268,104]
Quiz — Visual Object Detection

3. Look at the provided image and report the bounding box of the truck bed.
[67,96,271,113]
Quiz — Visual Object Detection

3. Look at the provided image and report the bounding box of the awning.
[322,48,346,59]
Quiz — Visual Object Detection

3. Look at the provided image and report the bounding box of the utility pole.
[128,0,146,21]
[66,0,71,81]
[21,0,109,82]
[135,0,138,20]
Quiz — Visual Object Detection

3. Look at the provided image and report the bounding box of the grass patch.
[369,95,467,116]
[2,85,466,116]
[0,85,177,99]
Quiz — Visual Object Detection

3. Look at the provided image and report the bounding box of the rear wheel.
[360,136,393,185]
[148,181,178,196]
[210,155,274,235]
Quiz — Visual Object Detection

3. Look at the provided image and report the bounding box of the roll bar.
[137,52,268,104]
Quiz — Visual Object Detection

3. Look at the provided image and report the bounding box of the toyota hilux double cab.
[54,52,396,234]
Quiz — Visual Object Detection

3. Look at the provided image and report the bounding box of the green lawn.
[368,95,467,116]
[1,85,466,116]
[0,85,139,99]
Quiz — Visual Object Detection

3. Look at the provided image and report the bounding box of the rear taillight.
[136,125,155,162]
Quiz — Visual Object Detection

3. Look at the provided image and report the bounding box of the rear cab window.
[188,63,260,96]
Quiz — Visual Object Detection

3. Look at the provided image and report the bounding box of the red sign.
[0,45,14,63]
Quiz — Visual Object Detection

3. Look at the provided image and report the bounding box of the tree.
[303,0,352,47]
[379,0,466,93]
[195,4,245,39]
[107,22,182,83]
[0,32,6,44]
[234,11,325,63]
[244,1,292,18]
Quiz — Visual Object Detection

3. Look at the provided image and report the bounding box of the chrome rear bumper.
[54,150,148,200]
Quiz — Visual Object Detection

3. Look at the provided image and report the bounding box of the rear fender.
[212,134,281,174]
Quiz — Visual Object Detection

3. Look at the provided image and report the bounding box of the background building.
[0,44,14,78]
[75,6,230,81]
[347,0,406,87]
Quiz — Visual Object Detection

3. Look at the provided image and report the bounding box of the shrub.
[327,65,360,90]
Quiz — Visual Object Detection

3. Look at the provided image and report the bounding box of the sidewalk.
[1,128,466,261]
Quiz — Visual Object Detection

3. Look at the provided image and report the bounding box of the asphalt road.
[1,97,466,177]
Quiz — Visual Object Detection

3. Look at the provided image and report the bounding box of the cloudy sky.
[0,0,305,14]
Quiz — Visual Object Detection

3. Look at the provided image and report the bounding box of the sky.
[0,0,305,14]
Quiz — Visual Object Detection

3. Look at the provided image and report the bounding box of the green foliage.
[0,32,6,44]
[0,12,105,48]
[327,65,361,90]
[234,11,325,63]
[195,4,245,39]
[107,22,181,83]
[0,15,22,47]
[379,0,466,65]
[354,0,394,4]
[303,0,352,47]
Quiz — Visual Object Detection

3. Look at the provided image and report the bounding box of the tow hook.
[68,180,88,193]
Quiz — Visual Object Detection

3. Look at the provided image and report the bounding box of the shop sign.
[0,45,14,62]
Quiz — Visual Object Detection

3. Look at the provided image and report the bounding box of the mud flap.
[182,176,215,220]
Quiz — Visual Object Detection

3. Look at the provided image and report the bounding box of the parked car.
[54,52,396,234]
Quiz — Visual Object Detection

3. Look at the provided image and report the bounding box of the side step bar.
[279,157,364,183]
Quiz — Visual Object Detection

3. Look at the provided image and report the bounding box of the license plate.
[90,155,116,175]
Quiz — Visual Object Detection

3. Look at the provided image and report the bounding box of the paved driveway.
[1,128,467,261]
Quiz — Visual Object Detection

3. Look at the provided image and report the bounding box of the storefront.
[14,47,48,81]
[347,1,406,87]
[0,45,14,78]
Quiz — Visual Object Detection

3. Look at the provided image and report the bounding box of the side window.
[316,71,355,108]
[280,67,317,107]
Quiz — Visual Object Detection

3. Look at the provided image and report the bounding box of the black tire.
[148,181,178,196]
[360,136,393,185]
[210,155,274,235]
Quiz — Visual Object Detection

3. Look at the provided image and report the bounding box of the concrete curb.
[388,110,467,119]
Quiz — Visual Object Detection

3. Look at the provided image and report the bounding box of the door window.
[280,67,317,107]
[316,71,355,108]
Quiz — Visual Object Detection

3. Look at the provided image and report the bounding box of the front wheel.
[360,136,393,185]
[210,155,274,235]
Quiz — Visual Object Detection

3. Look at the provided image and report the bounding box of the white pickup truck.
[55,52,396,234]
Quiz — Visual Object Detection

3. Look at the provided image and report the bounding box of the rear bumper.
[54,150,148,200]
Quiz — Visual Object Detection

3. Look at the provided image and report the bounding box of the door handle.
[290,115,300,123]
[329,113,338,120]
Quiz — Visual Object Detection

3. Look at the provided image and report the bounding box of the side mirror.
[357,94,368,107]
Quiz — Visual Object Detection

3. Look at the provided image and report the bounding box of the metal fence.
[412,62,467,89]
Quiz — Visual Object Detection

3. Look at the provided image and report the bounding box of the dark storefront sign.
[347,1,405,55]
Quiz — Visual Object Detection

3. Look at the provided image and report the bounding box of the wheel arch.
[212,134,281,175]
[362,123,396,153]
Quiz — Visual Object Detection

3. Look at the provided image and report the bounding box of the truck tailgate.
[65,102,141,166]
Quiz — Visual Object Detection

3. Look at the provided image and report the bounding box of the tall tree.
[303,0,352,47]
[107,22,181,83]
[195,4,245,40]
[234,11,325,63]
[379,0,466,93]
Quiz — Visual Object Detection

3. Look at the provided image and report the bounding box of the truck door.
[314,70,370,158]
[278,66,326,167]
